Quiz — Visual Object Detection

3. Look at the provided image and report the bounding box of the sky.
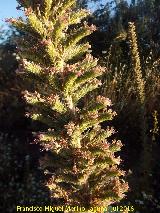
[0,0,126,30]
[0,0,23,27]
[0,0,106,27]
[0,0,111,41]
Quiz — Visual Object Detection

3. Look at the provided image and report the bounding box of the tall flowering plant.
[9,0,128,209]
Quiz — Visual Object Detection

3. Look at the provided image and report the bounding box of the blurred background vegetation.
[0,0,160,212]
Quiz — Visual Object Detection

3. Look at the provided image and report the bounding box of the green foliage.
[10,0,128,209]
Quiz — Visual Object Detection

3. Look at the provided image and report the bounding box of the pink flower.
[84,22,97,31]
[65,64,77,72]
[76,71,83,77]
[96,95,112,107]
[93,66,106,74]
[103,142,110,149]
[5,18,17,23]
[87,111,99,119]
[45,67,56,74]
[85,54,93,61]
[40,38,52,46]
[64,122,76,136]
[47,94,59,104]
[24,7,32,16]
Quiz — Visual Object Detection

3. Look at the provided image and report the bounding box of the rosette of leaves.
[9,0,128,209]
